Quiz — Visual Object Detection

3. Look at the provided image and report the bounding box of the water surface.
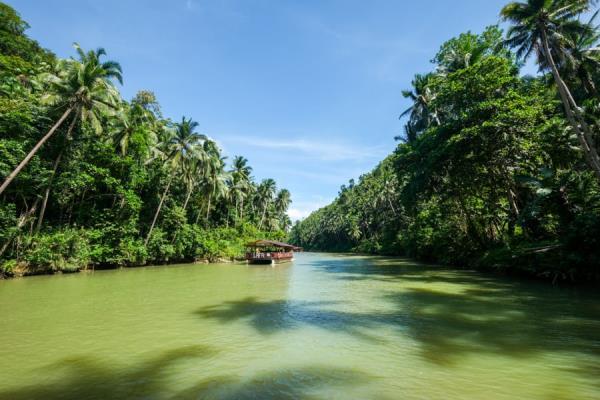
[1,253,599,399]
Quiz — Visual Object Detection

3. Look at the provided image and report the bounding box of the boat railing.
[246,251,293,260]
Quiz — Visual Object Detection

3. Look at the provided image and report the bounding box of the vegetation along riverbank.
[0,3,291,277]
[290,1,600,283]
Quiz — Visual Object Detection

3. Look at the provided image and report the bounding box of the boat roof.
[246,240,302,251]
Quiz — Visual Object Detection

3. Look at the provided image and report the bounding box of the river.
[0,253,599,399]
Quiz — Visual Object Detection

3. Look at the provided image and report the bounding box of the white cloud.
[287,198,331,221]
[222,135,386,162]
[287,208,312,221]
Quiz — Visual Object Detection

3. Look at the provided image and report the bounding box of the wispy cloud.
[222,135,387,161]
[287,197,331,221]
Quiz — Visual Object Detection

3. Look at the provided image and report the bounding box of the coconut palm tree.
[230,156,252,220]
[565,12,600,96]
[274,188,292,230]
[400,73,440,137]
[275,189,291,215]
[145,117,205,245]
[0,43,122,196]
[229,180,247,223]
[111,99,157,158]
[501,0,600,180]
[200,141,231,224]
[257,178,276,229]
[33,45,122,230]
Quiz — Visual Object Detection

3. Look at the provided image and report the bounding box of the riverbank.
[292,245,600,285]
[0,224,285,279]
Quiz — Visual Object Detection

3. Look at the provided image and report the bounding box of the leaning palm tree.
[0,43,122,196]
[36,45,122,230]
[145,117,206,245]
[501,0,600,180]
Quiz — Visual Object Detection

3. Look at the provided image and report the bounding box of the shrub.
[19,229,90,274]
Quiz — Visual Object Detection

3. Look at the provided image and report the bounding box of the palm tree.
[564,12,600,96]
[111,98,157,158]
[181,156,204,213]
[274,188,292,231]
[257,178,276,229]
[274,189,291,215]
[198,140,231,224]
[145,117,205,245]
[33,44,122,230]
[229,180,247,223]
[501,0,600,180]
[230,156,252,220]
[0,43,122,196]
[400,73,440,137]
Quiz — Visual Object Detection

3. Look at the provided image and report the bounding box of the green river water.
[0,253,599,399]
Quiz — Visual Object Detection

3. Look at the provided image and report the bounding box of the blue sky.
[11,0,519,220]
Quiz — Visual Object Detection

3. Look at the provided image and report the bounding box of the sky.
[10,0,523,220]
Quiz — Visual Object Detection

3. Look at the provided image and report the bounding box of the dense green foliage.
[291,3,600,282]
[0,3,291,276]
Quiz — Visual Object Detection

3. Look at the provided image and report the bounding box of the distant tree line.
[290,0,600,282]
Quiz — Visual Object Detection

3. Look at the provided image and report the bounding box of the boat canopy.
[246,240,302,251]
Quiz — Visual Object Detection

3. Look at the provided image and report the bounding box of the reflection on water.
[0,253,599,399]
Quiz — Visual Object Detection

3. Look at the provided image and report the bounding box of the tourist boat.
[245,240,302,265]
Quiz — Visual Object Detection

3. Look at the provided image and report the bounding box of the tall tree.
[145,117,205,244]
[230,156,252,220]
[501,0,600,180]
[0,43,122,196]
[400,73,440,137]
[257,178,276,229]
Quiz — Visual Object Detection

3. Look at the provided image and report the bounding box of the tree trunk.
[183,187,193,212]
[171,186,194,245]
[194,206,202,225]
[0,107,73,196]
[540,29,600,181]
[205,182,216,224]
[145,172,174,245]
[36,113,78,232]
[259,204,267,229]
[205,195,211,222]
[235,197,239,222]
[507,186,520,238]
[0,199,39,258]
[387,197,397,216]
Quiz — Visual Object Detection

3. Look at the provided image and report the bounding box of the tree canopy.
[291,5,600,282]
[0,3,291,276]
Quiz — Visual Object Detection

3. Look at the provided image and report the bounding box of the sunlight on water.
[0,253,599,399]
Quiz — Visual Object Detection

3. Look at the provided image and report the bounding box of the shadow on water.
[175,367,369,400]
[197,255,600,379]
[0,345,369,400]
[0,345,216,400]
[308,256,600,373]
[194,297,394,343]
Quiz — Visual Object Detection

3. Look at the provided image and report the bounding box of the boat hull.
[246,253,294,265]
